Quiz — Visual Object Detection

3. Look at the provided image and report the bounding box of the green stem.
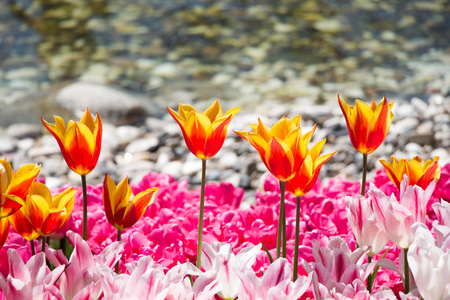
[196,159,207,270]
[115,229,122,273]
[404,248,410,294]
[30,240,35,256]
[276,181,286,259]
[59,236,66,253]
[367,256,373,292]
[41,236,46,253]
[281,181,287,258]
[81,174,88,241]
[361,154,368,196]
[293,196,301,281]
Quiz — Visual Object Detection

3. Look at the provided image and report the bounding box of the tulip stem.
[293,196,301,281]
[41,236,46,253]
[361,154,368,196]
[81,174,88,241]
[31,240,35,256]
[276,180,286,259]
[404,248,410,294]
[115,229,122,273]
[367,256,373,292]
[196,159,207,270]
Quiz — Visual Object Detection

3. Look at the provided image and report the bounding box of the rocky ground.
[0,0,448,203]
[0,81,448,205]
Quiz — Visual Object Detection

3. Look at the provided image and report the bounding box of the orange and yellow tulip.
[235,115,316,181]
[16,182,76,237]
[168,99,240,160]
[0,218,9,249]
[42,108,102,176]
[286,139,336,197]
[0,158,41,218]
[103,174,159,230]
[380,156,440,190]
[8,207,39,241]
[339,95,394,154]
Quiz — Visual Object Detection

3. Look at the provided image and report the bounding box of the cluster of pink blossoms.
[0,162,449,299]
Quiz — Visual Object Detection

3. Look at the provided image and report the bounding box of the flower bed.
[0,164,449,299]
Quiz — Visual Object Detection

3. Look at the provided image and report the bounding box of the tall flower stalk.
[197,159,207,268]
[102,174,159,273]
[286,138,335,280]
[42,108,102,241]
[168,99,240,270]
[339,95,394,291]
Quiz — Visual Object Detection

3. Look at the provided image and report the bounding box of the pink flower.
[0,250,64,299]
[346,195,388,256]
[303,236,375,293]
[238,258,312,300]
[433,163,450,202]
[368,177,435,249]
[45,231,123,300]
[408,223,450,300]
[201,241,262,299]
[432,200,450,247]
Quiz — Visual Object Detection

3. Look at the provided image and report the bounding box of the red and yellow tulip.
[0,158,41,218]
[286,139,336,197]
[380,156,440,190]
[0,218,9,249]
[235,115,316,181]
[42,108,102,176]
[168,99,240,160]
[8,207,40,241]
[103,174,159,230]
[339,95,394,154]
[18,182,76,237]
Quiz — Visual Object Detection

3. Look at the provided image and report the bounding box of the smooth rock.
[6,123,42,139]
[0,135,17,153]
[125,136,159,153]
[54,82,148,124]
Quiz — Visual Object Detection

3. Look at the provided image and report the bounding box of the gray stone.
[54,82,148,124]
[152,63,179,78]
[161,161,183,177]
[0,135,17,153]
[181,160,202,176]
[218,152,239,169]
[125,136,159,153]
[6,123,42,139]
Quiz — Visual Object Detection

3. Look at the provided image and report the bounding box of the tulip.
[8,206,40,241]
[286,138,336,281]
[103,174,158,231]
[408,223,450,300]
[21,182,76,237]
[103,174,158,272]
[168,99,239,270]
[286,139,336,197]
[235,115,314,182]
[380,156,440,190]
[41,108,102,176]
[0,249,65,299]
[339,95,394,197]
[235,115,316,260]
[167,99,240,160]
[338,95,394,155]
[0,158,41,219]
[0,218,9,249]
[201,241,262,300]
[369,177,435,293]
[346,195,388,257]
[345,194,389,291]
[42,108,102,241]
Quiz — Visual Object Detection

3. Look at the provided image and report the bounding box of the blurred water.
[0,0,449,108]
